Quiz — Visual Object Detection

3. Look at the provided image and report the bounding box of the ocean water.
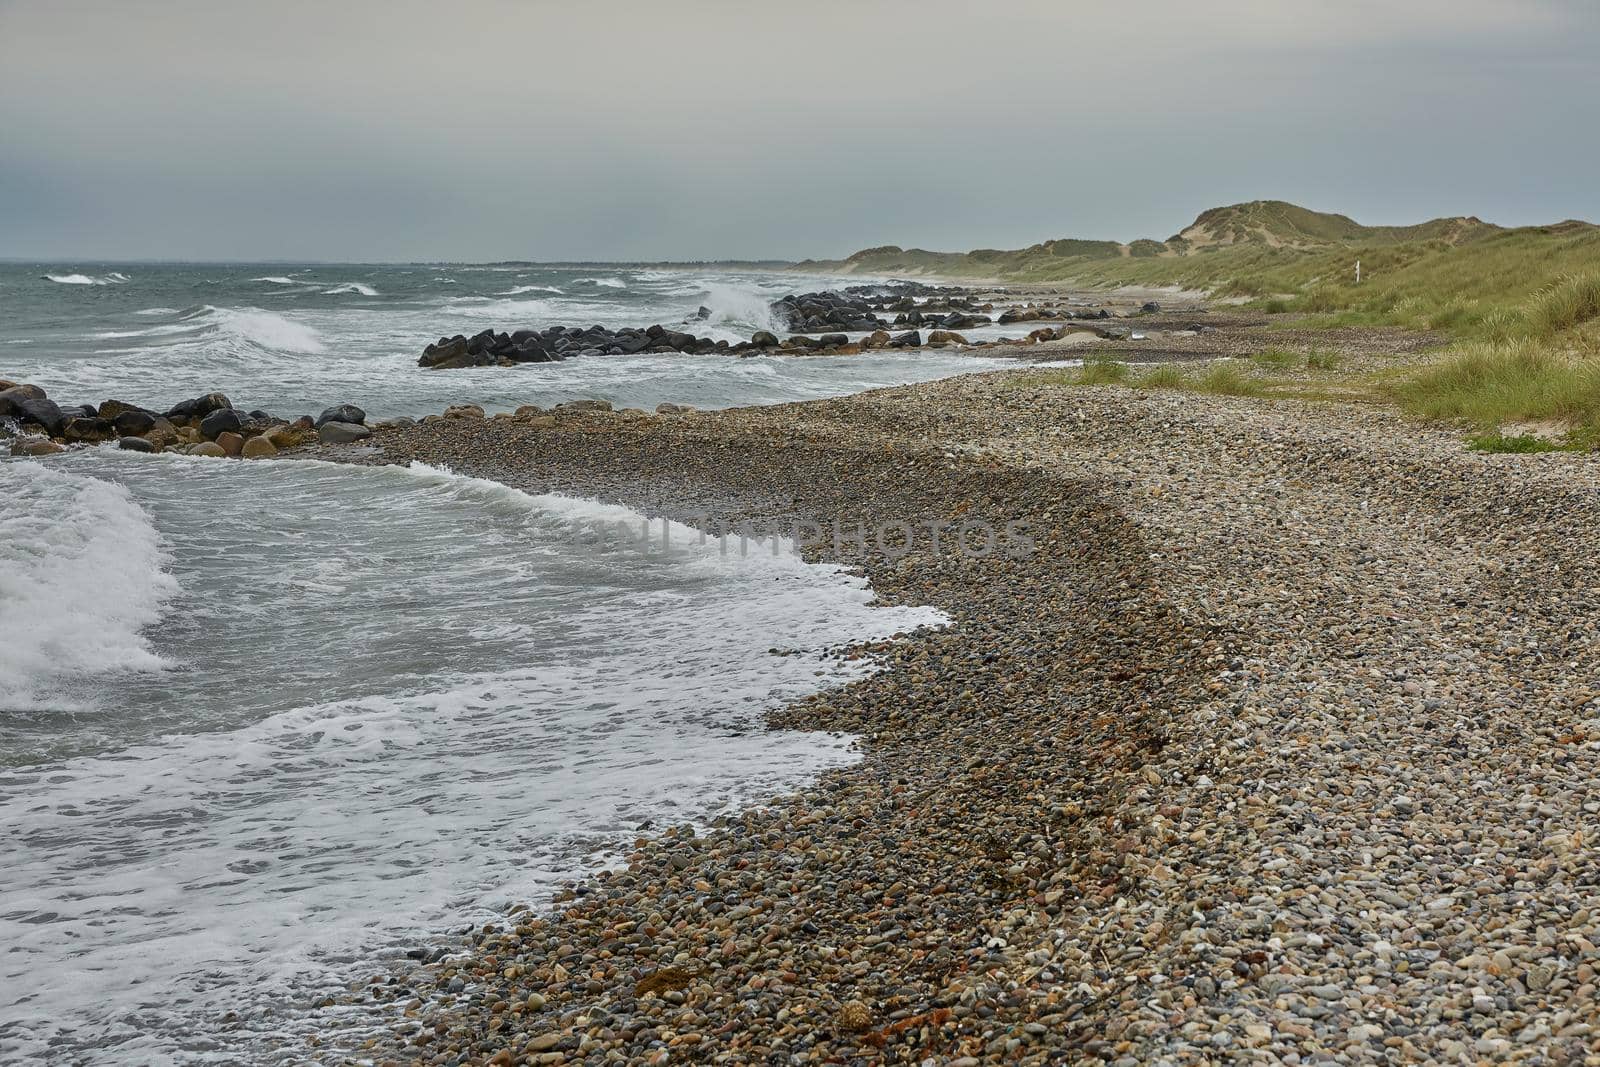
[0,263,1017,417]
[0,264,986,1062]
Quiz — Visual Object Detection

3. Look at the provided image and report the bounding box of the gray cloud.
[1,0,1596,260]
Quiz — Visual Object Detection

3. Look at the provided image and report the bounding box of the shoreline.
[315,370,1600,1064]
[320,376,1209,1064]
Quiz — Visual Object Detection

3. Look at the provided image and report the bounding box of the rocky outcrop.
[420,324,730,369]
[998,305,1112,325]
[769,291,887,332]
[0,381,331,460]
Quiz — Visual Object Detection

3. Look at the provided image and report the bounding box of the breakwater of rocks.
[1,379,381,458]
[413,283,1171,369]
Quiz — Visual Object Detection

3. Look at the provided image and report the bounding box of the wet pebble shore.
[324,371,1600,1065]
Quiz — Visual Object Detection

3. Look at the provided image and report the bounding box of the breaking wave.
[0,463,179,709]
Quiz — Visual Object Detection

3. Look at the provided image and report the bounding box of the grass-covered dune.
[806,200,1600,337]
[842,200,1600,447]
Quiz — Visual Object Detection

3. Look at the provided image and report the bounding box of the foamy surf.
[0,454,942,1063]
[323,281,379,296]
[44,272,127,285]
[0,462,179,710]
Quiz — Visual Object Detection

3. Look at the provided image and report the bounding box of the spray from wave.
[323,282,379,296]
[0,463,180,709]
[693,281,786,336]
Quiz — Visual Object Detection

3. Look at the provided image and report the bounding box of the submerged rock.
[10,436,65,457]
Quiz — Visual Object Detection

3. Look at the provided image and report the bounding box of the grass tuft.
[1075,357,1130,385]
[1526,274,1600,338]
[1251,347,1299,369]
[1305,350,1341,371]
[1136,365,1187,389]
[1194,361,1263,396]
[1466,432,1579,454]
[1394,339,1600,433]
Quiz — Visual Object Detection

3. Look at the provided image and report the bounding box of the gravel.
[310,370,1600,1065]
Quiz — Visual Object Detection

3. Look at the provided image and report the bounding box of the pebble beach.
[319,370,1600,1065]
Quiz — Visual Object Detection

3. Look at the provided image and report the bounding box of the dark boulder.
[97,399,149,421]
[1141,301,1162,313]
[890,330,922,348]
[751,331,779,347]
[62,416,115,443]
[118,435,156,453]
[166,392,232,421]
[5,396,66,436]
[0,383,47,403]
[316,404,366,428]
[112,410,157,436]
[419,337,470,368]
[199,407,243,440]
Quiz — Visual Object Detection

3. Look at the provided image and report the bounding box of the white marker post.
[1355,259,1362,284]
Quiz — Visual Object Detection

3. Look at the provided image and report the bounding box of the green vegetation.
[879,201,1599,448]
[1306,350,1341,371]
[1074,357,1130,385]
[805,200,1600,345]
[1136,365,1187,389]
[1466,432,1581,454]
[1251,347,1299,369]
[1392,340,1600,440]
[1526,274,1600,338]
[1195,362,1263,397]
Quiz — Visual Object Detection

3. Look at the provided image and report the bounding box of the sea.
[0,263,1017,1062]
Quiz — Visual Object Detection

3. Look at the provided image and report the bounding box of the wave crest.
[0,463,180,708]
[45,272,127,286]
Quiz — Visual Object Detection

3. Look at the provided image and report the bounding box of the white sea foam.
[499,284,564,295]
[0,463,179,708]
[696,279,786,336]
[44,272,125,286]
[133,306,181,315]
[323,281,379,296]
[251,275,299,284]
[576,276,627,288]
[199,305,327,353]
[448,296,562,319]
[0,456,944,1062]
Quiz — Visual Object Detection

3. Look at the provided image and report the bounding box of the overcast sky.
[2,0,1596,262]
